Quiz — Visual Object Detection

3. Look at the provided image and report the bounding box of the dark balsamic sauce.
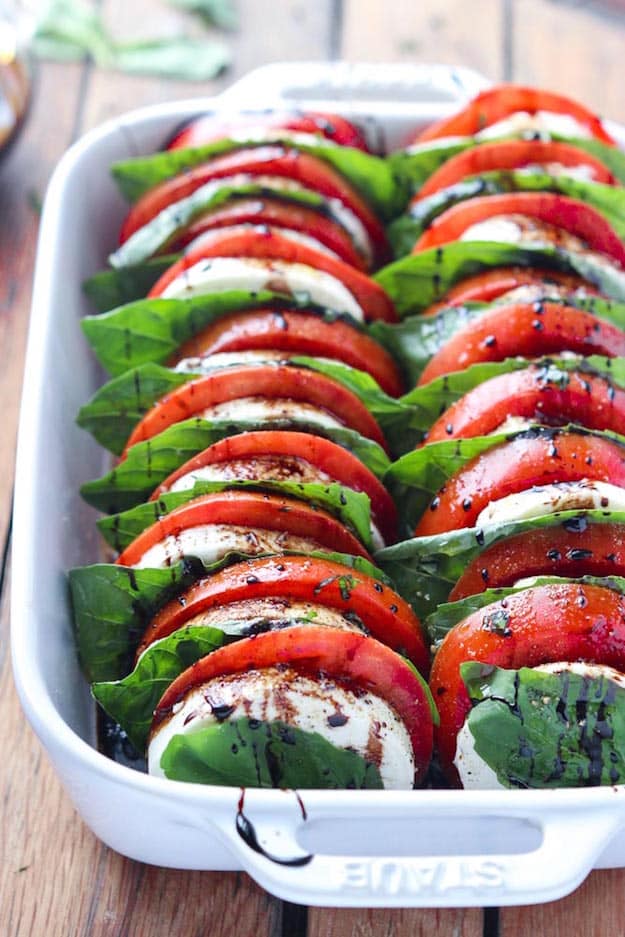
[235,789,313,867]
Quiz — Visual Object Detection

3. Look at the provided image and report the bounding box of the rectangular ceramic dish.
[12,62,625,908]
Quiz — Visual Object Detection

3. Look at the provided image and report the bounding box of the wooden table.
[4,1,625,933]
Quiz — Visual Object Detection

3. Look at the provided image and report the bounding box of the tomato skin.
[413,431,625,537]
[152,625,433,783]
[430,583,625,781]
[122,363,388,455]
[115,490,372,567]
[166,112,370,152]
[119,145,390,266]
[168,196,367,269]
[415,84,616,144]
[147,226,397,323]
[415,140,616,200]
[422,267,597,315]
[418,301,625,385]
[140,555,430,675]
[167,309,404,397]
[450,522,625,601]
[150,430,399,544]
[426,368,625,442]
[413,193,625,266]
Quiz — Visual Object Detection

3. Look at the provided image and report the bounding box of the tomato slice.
[122,363,388,454]
[418,301,625,385]
[415,84,616,144]
[422,267,598,315]
[140,555,430,676]
[430,582,625,780]
[167,111,370,152]
[119,145,390,266]
[152,625,433,782]
[148,227,397,323]
[413,193,625,267]
[426,368,625,442]
[167,309,404,397]
[116,490,371,566]
[413,430,625,537]
[450,521,625,600]
[168,195,367,270]
[415,140,616,200]
[150,430,398,545]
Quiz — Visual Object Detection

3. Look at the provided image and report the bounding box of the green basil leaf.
[110,37,230,82]
[159,717,385,788]
[169,0,238,29]
[84,255,177,312]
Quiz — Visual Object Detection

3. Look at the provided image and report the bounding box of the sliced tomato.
[422,267,598,315]
[413,430,625,537]
[148,227,397,322]
[426,368,625,442]
[116,490,371,566]
[167,309,403,397]
[450,522,625,600]
[119,145,390,266]
[167,111,370,151]
[430,582,625,781]
[152,625,433,782]
[140,555,430,675]
[413,193,625,267]
[415,140,616,200]
[122,363,388,454]
[416,84,616,144]
[418,301,625,385]
[150,430,398,545]
[168,195,367,269]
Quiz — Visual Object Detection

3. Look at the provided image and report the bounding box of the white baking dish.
[12,62,625,908]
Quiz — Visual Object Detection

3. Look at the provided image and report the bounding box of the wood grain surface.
[4,1,625,935]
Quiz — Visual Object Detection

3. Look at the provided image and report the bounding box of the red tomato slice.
[430,583,625,781]
[416,84,616,144]
[119,145,390,266]
[167,111,370,151]
[150,430,398,545]
[413,430,625,537]
[141,555,430,676]
[422,267,598,315]
[122,363,388,454]
[413,193,625,267]
[426,368,625,442]
[152,625,433,783]
[450,521,625,600]
[167,309,404,397]
[415,140,616,200]
[168,195,367,270]
[148,227,397,323]
[418,301,625,385]
[116,490,371,566]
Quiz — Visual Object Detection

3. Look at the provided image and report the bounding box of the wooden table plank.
[308,906,483,937]
[340,0,504,81]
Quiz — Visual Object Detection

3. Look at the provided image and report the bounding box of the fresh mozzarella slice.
[173,597,369,635]
[163,454,386,549]
[454,719,506,790]
[517,162,599,182]
[494,283,593,304]
[159,256,366,322]
[476,479,625,528]
[187,222,340,259]
[173,351,290,373]
[197,395,346,431]
[228,129,337,148]
[148,666,415,789]
[489,415,536,436]
[131,524,326,570]
[475,111,594,141]
[535,660,625,689]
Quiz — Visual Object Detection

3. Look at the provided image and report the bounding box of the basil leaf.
[376,243,625,318]
[159,717,385,788]
[98,479,374,553]
[169,0,238,30]
[110,38,230,82]
[463,664,625,787]
[83,256,177,312]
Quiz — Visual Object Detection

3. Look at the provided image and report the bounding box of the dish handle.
[201,791,625,907]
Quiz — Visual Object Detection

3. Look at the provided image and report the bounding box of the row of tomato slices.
[75,83,625,790]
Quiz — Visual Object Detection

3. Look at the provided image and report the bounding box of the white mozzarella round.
[159,256,366,322]
[174,597,368,635]
[174,350,290,373]
[187,222,339,258]
[475,111,594,141]
[475,479,625,528]
[197,396,345,431]
[454,719,506,790]
[148,666,415,789]
[534,660,625,689]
